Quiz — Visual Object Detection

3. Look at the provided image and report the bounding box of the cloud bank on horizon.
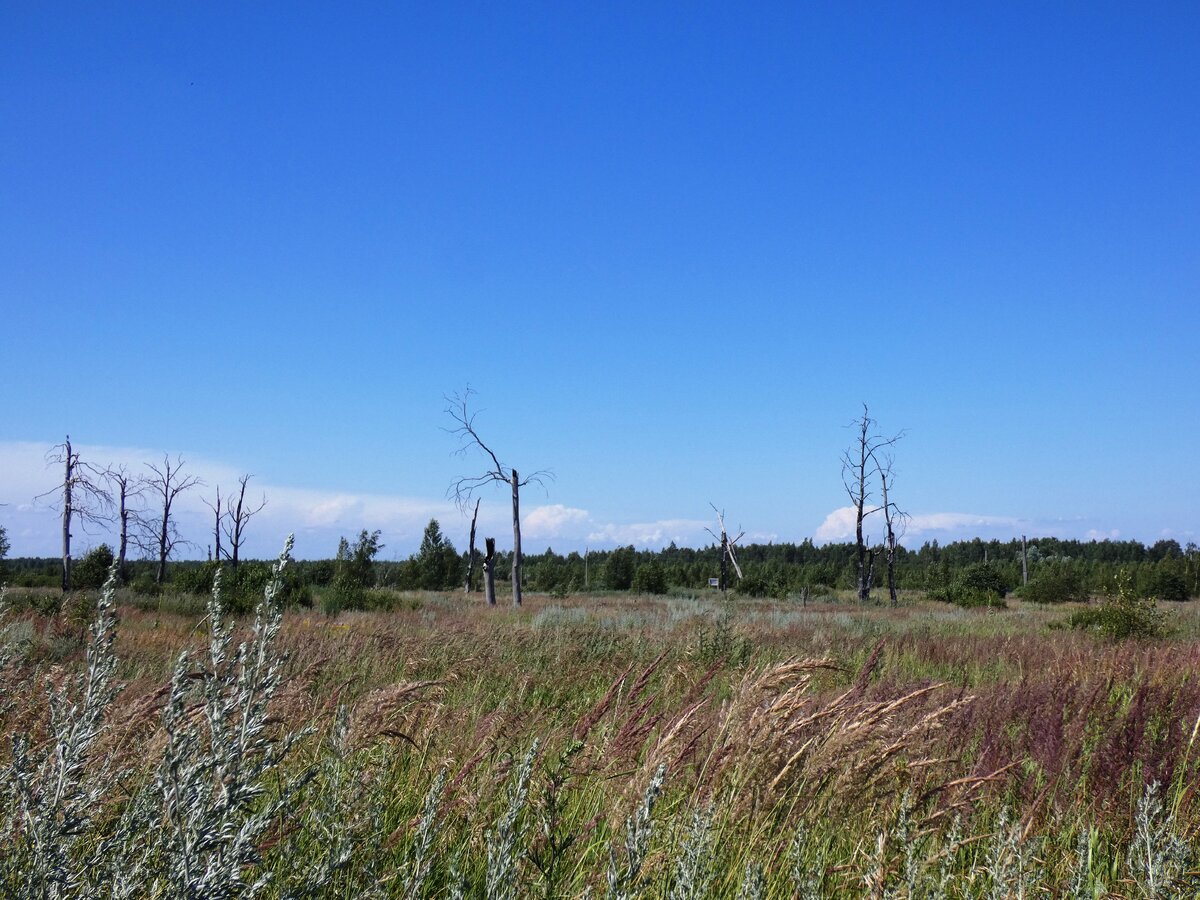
[0,441,1172,560]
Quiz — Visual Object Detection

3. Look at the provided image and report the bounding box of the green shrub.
[928,585,1006,609]
[735,574,771,598]
[927,563,1008,609]
[1019,566,1088,604]
[1069,570,1167,639]
[631,562,667,595]
[957,563,1009,598]
[72,545,115,591]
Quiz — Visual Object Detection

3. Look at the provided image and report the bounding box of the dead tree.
[876,451,910,608]
[140,455,202,584]
[203,484,224,566]
[222,474,266,569]
[446,389,550,607]
[704,504,744,594]
[482,537,497,606]
[842,405,903,603]
[104,465,146,584]
[37,436,111,592]
[464,498,480,593]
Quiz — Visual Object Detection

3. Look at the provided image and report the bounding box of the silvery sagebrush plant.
[485,739,540,900]
[151,535,330,899]
[605,763,666,900]
[667,804,715,900]
[734,861,765,900]
[1128,780,1194,898]
[788,822,828,900]
[984,807,1039,900]
[0,560,121,899]
[1065,825,1097,900]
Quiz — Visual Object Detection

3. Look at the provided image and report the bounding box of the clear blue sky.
[2,4,1198,559]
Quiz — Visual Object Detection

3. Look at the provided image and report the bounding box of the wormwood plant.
[1,562,119,898]
[605,764,666,900]
[0,538,354,899]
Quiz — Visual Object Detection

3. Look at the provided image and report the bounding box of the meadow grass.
[2,558,1200,897]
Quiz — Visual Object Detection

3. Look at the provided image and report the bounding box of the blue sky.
[2,4,1197,560]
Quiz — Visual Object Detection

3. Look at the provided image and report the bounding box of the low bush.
[1019,566,1088,604]
[928,584,1007,609]
[1069,570,1167,639]
[957,563,1009,598]
[631,562,668,595]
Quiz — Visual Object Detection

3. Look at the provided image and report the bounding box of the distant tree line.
[5,524,1196,605]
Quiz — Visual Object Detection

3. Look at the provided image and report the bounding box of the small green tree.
[326,529,383,614]
[72,544,116,590]
[415,519,461,590]
[605,546,636,591]
[1019,564,1088,604]
[631,561,667,595]
[1142,568,1190,603]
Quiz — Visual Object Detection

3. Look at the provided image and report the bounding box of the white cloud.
[523,504,590,539]
[813,506,860,542]
[815,507,1027,544]
[586,519,710,549]
[1086,528,1122,541]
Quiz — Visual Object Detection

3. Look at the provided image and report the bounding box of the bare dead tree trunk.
[464,498,480,593]
[117,482,129,580]
[719,530,728,593]
[38,436,111,592]
[104,465,144,585]
[705,505,744,595]
[204,485,223,567]
[222,474,265,570]
[511,469,522,606]
[842,405,903,604]
[877,453,908,608]
[445,389,550,610]
[1021,535,1029,586]
[483,537,496,606]
[61,438,73,592]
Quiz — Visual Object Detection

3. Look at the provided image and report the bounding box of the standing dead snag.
[445,389,550,607]
[36,436,111,592]
[222,474,266,569]
[483,536,497,606]
[704,505,744,594]
[104,464,146,584]
[876,451,910,608]
[842,405,904,603]
[139,455,201,584]
[464,498,480,593]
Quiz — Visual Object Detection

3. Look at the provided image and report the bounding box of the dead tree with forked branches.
[104,464,146,584]
[36,436,112,592]
[222,474,267,569]
[446,389,551,607]
[138,455,202,584]
[842,405,904,603]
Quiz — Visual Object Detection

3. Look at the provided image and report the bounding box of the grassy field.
[3,557,1200,897]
